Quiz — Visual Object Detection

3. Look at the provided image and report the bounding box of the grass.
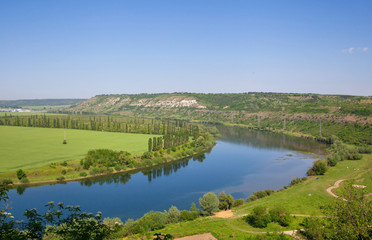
[152,154,372,239]
[0,126,158,172]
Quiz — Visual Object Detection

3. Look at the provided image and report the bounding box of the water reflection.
[80,173,131,186]
[217,125,327,154]
[142,154,206,182]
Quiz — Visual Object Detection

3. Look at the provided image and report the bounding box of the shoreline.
[5,143,216,188]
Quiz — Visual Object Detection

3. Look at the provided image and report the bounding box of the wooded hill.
[67,93,371,117]
[66,93,371,145]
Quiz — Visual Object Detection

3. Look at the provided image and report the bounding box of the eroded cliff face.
[69,94,206,113]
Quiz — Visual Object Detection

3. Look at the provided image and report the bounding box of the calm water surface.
[8,126,326,221]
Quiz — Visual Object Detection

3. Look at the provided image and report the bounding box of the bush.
[199,192,219,216]
[307,160,327,176]
[61,169,67,175]
[247,195,258,202]
[20,177,29,183]
[290,177,302,185]
[89,168,103,176]
[233,199,244,207]
[141,151,153,160]
[244,206,271,228]
[16,169,26,180]
[79,172,87,177]
[269,206,292,227]
[180,210,200,221]
[103,217,123,231]
[167,206,181,224]
[254,191,267,199]
[1,178,13,185]
[56,176,65,181]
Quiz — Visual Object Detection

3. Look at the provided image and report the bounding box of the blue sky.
[0,0,371,99]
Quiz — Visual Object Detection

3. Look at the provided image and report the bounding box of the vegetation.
[199,192,219,216]
[67,93,371,145]
[0,126,155,172]
[0,188,112,239]
[0,113,217,185]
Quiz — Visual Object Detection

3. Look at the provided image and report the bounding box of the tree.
[167,206,181,223]
[227,194,234,209]
[16,169,26,180]
[148,138,152,152]
[199,192,219,216]
[301,183,372,239]
[218,191,228,210]
[190,202,198,212]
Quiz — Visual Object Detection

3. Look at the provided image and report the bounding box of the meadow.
[0,126,157,172]
[152,154,372,239]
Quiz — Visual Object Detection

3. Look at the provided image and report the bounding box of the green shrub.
[307,160,327,176]
[90,168,103,176]
[56,176,65,181]
[244,206,271,228]
[247,195,258,202]
[167,206,181,224]
[141,151,153,160]
[269,206,292,227]
[20,177,29,183]
[1,178,13,185]
[180,210,200,221]
[233,199,244,207]
[61,169,67,175]
[290,177,302,185]
[79,172,87,177]
[16,169,26,180]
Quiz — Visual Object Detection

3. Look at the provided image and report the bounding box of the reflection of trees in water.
[142,154,206,182]
[16,186,26,195]
[78,154,207,186]
[80,173,131,187]
[217,125,326,154]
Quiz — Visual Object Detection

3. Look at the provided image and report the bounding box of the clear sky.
[0,0,371,100]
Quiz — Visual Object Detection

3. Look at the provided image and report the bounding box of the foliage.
[233,198,244,207]
[153,233,175,240]
[247,189,275,202]
[0,187,112,240]
[269,206,292,227]
[167,206,181,224]
[180,210,200,221]
[244,206,271,228]
[123,211,167,235]
[199,192,219,216]
[16,169,26,180]
[307,160,327,176]
[300,184,372,239]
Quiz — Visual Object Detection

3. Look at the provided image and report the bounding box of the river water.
[8,126,326,221]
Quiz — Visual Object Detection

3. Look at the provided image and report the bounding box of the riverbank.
[149,153,371,239]
[1,138,217,188]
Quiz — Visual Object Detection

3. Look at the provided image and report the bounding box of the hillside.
[67,93,372,145]
[68,93,371,117]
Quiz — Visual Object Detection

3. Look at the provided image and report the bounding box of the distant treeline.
[0,99,86,108]
[0,114,200,139]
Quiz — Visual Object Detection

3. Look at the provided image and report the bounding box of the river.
[8,126,326,221]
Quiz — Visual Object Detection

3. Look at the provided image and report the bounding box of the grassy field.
[152,154,372,239]
[0,126,157,172]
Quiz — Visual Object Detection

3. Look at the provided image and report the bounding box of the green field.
[0,126,157,172]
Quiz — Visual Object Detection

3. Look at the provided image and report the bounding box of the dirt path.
[175,233,217,240]
[326,179,348,201]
